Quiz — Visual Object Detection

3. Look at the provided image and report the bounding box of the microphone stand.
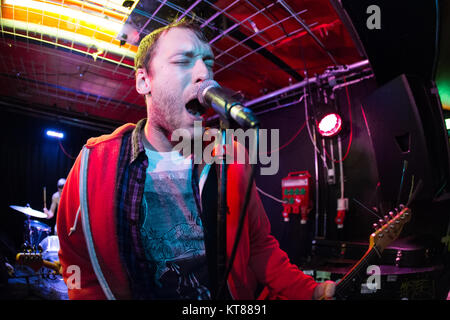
[202,84,260,299]
[216,119,229,300]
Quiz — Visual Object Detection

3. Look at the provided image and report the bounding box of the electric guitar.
[257,206,411,300]
[334,206,411,299]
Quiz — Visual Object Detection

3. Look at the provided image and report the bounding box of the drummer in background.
[44,178,66,233]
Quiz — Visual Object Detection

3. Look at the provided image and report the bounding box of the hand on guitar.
[313,280,336,300]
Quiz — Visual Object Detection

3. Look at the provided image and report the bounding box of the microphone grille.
[197,79,220,105]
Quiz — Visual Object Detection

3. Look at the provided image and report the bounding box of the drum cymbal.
[10,205,47,218]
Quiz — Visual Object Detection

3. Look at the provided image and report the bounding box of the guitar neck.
[335,245,381,299]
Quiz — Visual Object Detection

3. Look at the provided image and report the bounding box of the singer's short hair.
[134,18,208,75]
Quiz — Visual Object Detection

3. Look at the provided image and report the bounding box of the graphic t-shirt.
[139,143,211,300]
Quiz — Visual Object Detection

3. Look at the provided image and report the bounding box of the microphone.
[197,80,259,128]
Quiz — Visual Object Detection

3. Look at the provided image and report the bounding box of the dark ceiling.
[1,0,449,131]
[0,0,365,127]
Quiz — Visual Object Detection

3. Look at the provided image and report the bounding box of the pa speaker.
[361,74,450,204]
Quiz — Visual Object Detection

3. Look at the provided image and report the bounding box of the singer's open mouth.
[185,98,205,117]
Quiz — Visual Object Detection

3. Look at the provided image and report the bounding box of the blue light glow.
[46,130,64,139]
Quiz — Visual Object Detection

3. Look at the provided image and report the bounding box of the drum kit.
[9,204,53,250]
[9,204,68,300]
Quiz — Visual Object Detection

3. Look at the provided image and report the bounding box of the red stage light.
[317,113,342,137]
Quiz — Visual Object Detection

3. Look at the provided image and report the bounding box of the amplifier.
[302,264,442,300]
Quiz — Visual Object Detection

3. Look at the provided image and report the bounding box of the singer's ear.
[136,68,151,95]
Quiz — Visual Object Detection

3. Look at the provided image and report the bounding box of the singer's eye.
[174,60,190,65]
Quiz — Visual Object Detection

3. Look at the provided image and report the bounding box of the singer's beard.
[149,89,184,133]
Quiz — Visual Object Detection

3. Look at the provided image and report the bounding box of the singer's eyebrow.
[170,50,215,61]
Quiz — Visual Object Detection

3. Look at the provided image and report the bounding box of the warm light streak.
[4,0,125,34]
[2,19,136,64]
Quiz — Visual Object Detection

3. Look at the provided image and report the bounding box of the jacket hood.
[85,123,137,148]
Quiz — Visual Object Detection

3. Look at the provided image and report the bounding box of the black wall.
[0,108,110,258]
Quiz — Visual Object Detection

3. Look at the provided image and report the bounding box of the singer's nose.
[193,58,212,83]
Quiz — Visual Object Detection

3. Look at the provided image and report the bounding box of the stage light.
[4,0,124,34]
[46,130,64,139]
[1,19,136,61]
[317,112,342,137]
[445,118,450,130]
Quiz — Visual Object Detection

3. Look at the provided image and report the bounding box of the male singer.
[57,19,335,300]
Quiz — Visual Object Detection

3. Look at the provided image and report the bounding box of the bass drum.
[37,236,68,300]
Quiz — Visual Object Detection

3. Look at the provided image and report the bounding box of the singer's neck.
[143,119,175,153]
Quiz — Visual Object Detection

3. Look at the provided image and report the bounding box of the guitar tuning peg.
[372,223,378,230]
[384,215,389,222]
[371,206,379,212]
[389,211,395,218]
[23,244,32,253]
[399,204,405,210]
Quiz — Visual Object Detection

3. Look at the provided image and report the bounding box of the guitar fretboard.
[335,245,381,299]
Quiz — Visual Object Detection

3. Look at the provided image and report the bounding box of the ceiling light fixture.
[1,19,136,62]
[4,0,125,34]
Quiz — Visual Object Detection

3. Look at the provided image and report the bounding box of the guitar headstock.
[16,245,61,274]
[16,252,44,272]
[369,206,411,253]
